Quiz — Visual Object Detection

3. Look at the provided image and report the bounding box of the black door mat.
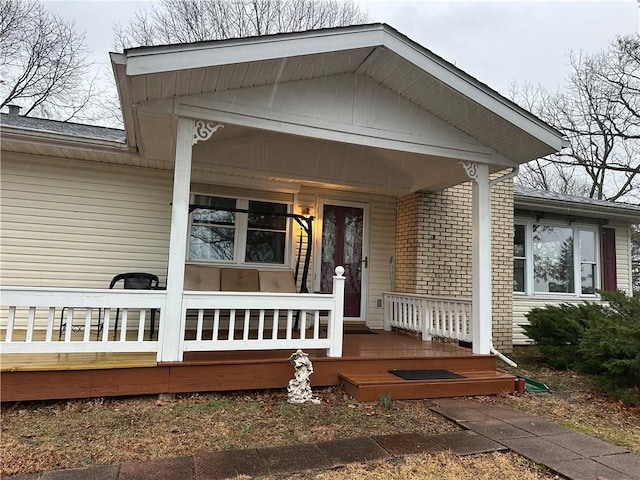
[322,327,378,334]
[389,369,465,380]
[344,328,378,334]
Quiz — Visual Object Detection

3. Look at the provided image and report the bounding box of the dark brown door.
[319,204,364,317]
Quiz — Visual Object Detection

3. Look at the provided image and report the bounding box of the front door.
[316,201,368,319]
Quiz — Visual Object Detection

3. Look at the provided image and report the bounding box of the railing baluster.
[300,311,306,339]
[25,307,36,342]
[258,310,265,340]
[119,309,128,342]
[196,309,204,341]
[6,306,16,342]
[83,308,92,342]
[137,310,146,342]
[243,310,250,340]
[272,310,279,340]
[102,309,111,342]
[64,308,73,342]
[212,309,220,341]
[228,309,236,340]
[45,307,55,342]
[313,311,320,339]
[286,310,293,340]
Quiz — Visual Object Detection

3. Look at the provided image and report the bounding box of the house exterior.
[512,185,639,345]
[0,23,590,401]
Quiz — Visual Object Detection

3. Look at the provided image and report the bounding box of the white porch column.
[158,117,195,362]
[158,119,224,362]
[461,161,492,355]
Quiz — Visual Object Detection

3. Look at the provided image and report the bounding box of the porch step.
[339,371,516,402]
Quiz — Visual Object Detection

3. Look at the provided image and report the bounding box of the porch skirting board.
[0,332,510,402]
[0,353,506,402]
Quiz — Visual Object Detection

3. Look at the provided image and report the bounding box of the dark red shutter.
[601,227,617,292]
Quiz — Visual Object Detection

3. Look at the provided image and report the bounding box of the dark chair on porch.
[110,272,160,340]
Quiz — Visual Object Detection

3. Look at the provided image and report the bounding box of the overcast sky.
[43,0,636,98]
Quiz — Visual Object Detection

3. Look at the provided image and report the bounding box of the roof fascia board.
[515,195,640,223]
[178,103,513,166]
[110,54,138,149]
[381,31,565,152]
[124,26,385,76]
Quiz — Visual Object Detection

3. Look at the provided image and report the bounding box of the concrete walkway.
[7,399,639,480]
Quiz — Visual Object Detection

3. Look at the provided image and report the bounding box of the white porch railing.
[180,291,344,357]
[177,267,345,359]
[0,268,346,359]
[0,288,164,354]
[383,292,472,343]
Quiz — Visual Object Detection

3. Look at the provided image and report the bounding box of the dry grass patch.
[0,387,457,476]
[266,451,561,479]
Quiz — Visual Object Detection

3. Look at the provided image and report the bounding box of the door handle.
[362,256,368,268]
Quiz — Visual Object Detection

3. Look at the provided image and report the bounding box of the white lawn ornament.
[287,349,321,404]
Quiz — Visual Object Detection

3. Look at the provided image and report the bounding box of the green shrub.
[522,303,602,369]
[577,291,640,405]
[522,291,640,406]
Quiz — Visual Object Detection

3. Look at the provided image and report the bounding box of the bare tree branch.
[0,0,101,121]
[512,35,640,204]
[113,0,369,50]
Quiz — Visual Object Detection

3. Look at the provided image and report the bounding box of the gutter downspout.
[487,166,519,368]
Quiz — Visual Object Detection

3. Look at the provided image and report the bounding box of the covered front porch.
[0,25,564,402]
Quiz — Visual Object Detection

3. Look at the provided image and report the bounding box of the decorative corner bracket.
[193,120,224,145]
[459,161,479,183]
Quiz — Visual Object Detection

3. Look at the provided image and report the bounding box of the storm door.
[316,201,368,319]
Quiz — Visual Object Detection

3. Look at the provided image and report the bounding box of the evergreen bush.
[522,303,602,369]
[522,291,640,405]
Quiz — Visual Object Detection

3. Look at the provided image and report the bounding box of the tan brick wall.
[394,177,514,351]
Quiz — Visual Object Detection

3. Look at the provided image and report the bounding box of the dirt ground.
[1,346,638,477]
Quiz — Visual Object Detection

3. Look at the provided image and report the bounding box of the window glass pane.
[514,224,525,257]
[532,225,574,293]
[189,226,235,260]
[245,201,287,264]
[580,230,596,262]
[581,263,596,294]
[322,209,336,263]
[343,209,363,264]
[246,231,286,263]
[514,259,525,292]
[190,196,236,260]
[192,196,236,225]
[248,201,287,230]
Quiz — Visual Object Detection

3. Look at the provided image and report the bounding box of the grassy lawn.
[1,346,638,478]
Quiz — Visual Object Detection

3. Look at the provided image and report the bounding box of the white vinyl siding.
[0,152,173,288]
[512,222,634,345]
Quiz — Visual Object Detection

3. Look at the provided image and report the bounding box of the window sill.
[512,292,601,301]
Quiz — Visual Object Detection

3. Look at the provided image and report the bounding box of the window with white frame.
[514,221,599,295]
[189,194,290,265]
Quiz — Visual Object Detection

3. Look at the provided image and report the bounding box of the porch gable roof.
[111,23,565,165]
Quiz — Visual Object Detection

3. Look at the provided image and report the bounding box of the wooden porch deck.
[0,330,516,402]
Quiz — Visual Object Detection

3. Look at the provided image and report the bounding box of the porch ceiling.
[191,123,482,194]
[111,23,565,189]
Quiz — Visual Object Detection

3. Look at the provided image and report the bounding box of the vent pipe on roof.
[7,104,21,116]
